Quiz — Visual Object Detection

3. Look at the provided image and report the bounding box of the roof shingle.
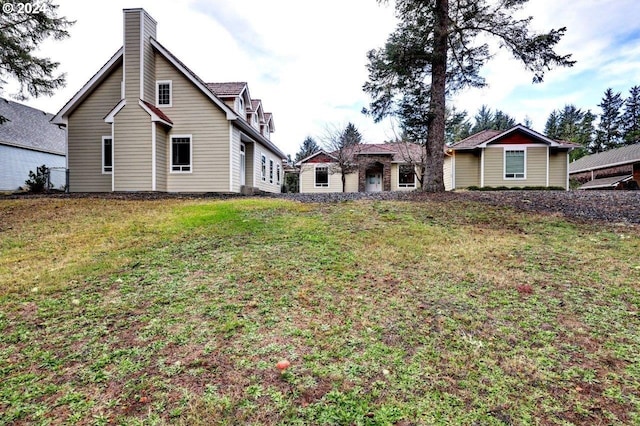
[0,98,66,155]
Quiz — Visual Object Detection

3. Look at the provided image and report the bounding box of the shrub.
[25,165,52,193]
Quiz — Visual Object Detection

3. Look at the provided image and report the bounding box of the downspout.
[546,146,549,187]
[480,149,485,188]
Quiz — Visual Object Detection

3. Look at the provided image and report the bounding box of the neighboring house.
[51,8,285,193]
[0,98,66,191]
[296,143,423,193]
[445,124,578,191]
[569,143,640,190]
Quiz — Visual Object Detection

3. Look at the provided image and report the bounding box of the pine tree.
[622,85,640,145]
[594,88,624,152]
[472,105,494,133]
[294,137,320,163]
[0,0,74,123]
[544,110,561,139]
[364,0,573,191]
[340,122,363,147]
[445,107,472,144]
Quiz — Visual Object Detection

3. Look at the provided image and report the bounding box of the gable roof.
[569,143,640,173]
[206,82,247,97]
[449,125,578,150]
[0,97,66,155]
[295,142,424,165]
[51,39,285,159]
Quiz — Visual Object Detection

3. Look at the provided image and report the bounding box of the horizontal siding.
[443,157,453,191]
[0,145,66,191]
[155,54,231,193]
[114,105,152,191]
[230,127,241,192]
[454,152,479,188]
[300,163,357,193]
[124,11,141,101]
[142,12,156,104]
[245,142,255,187]
[549,151,568,189]
[253,142,282,193]
[484,146,548,187]
[67,65,122,192]
[155,123,167,191]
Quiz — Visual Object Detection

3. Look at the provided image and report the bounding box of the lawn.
[1,196,639,425]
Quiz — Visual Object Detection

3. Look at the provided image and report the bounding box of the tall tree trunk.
[424,0,448,192]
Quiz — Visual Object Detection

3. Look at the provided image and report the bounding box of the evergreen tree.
[493,110,516,130]
[594,88,624,152]
[294,137,320,163]
[544,110,561,139]
[445,107,472,144]
[364,0,573,191]
[340,122,363,147]
[472,105,494,133]
[622,85,640,145]
[0,0,74,123]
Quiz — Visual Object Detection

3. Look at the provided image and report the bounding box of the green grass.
[1,196,639,425]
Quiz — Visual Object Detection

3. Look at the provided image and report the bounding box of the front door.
[365,172,382,192]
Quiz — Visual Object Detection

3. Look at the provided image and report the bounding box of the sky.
[18,0,640,158]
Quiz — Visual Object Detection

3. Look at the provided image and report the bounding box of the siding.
[484,146,548,187]
[0,145,66,191]
[245,142,255,187]
[549,151,568,189]
[230,126,241,192]
[443,157,452,191]
[252,141,283,193]
[114,104,152,191]
[299,163,357,193]
[142,12,156,104]
[454,152,479,188]
[391,163,418,191]
[123,11,141,101]
[155,123,167,191]
[155,54,231,193]
[67,65,122,192]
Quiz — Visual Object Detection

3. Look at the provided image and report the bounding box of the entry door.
[240,143,246,186]
[366,172,382,192]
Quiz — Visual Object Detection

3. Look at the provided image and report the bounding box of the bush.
[25,165,52,193]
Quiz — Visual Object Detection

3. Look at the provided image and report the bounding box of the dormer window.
[156,81,172,107]
[238,97,244,113]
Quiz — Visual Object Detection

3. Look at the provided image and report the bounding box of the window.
[261,154,266,181]
[157,81,172,107]
[399,164,415,187]
[505,149,525,179]
[315,166,329,187]
[171,136,191,172]
[102,136,112,173]
[269,159,274,183]
[276,164,281,185]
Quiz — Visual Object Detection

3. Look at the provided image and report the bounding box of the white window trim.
[170,134,193,173]
[102,136,113,174]
[314,164,329,188]
[398,164,416,188]
[261,153,267,182]
[504,147,527,180]
[156,80,172,107]
[269,158,274,184]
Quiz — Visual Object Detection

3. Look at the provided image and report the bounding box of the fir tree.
[622,85,640,145]
[594,88,624,152]
[294,137,320,163]
[0,0,74,123]
[364,0,574,191]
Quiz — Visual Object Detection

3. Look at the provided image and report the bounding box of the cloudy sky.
[21,0,640,157]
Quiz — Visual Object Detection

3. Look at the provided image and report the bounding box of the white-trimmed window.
[261,154,266,181]
[171,135,192,172]
[315,165,329,187]
[156,80,172,107]
[504,149,526,179]
[276,164,281,185]
[269,159,274,183]
[398,164,415,187]
[102,136,112,173]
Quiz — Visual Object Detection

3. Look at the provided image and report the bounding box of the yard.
[1,195,639,425]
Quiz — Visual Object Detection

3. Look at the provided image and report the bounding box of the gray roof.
[569,143,640,173]
[0,97,66,155]
[206,82,247,97]
[579,175,633,190]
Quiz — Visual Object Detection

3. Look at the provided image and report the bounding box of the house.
[51,8,285,193]
[0,98,66,191]
[569,144,640,190]
[296,142,423,193]
[444,125,578,190]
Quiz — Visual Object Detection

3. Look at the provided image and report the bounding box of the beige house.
[52,8,285,193]
[445,125,577,190]
[296,143,423,193]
